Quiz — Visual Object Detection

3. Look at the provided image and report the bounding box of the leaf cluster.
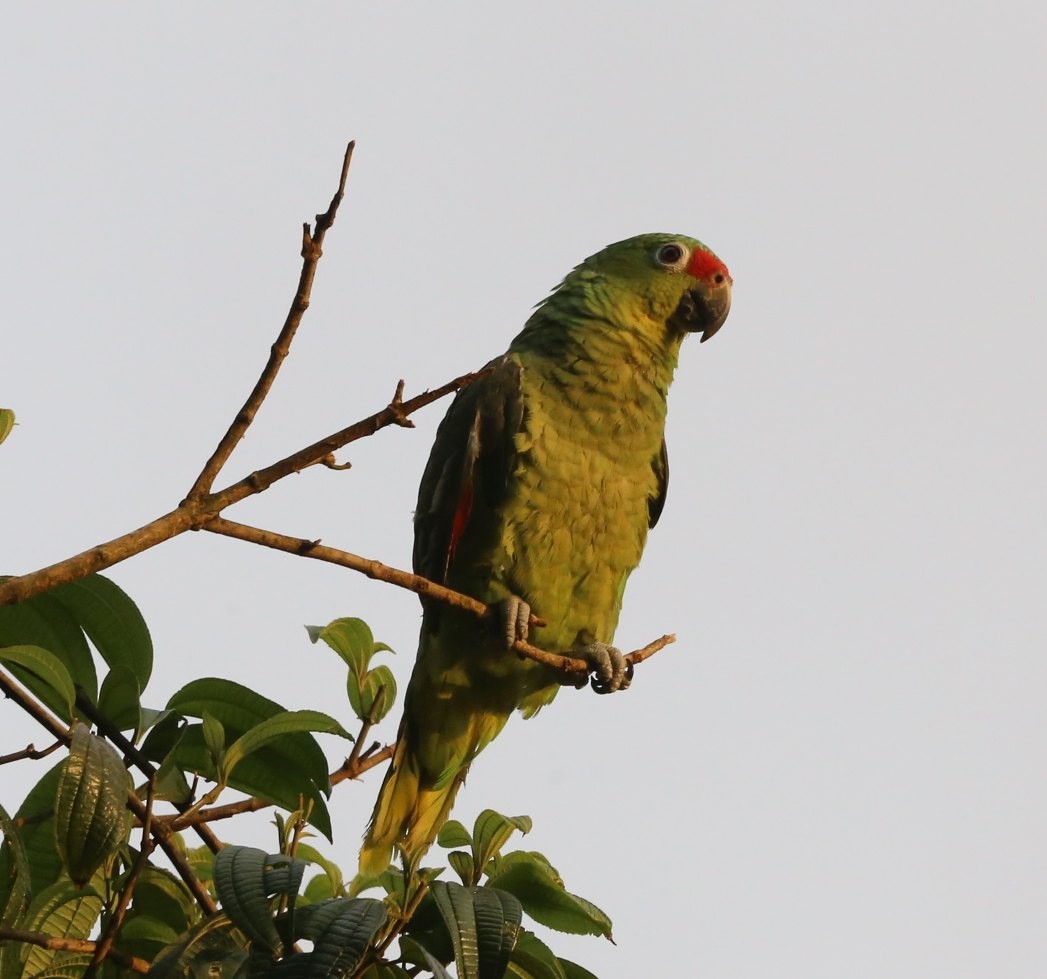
[1,581,611,978]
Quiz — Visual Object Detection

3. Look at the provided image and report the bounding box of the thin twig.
[160,742,395,832]
[201,518,671,679]
[0,739,64,764]
[186,142,356,501]
[86,782,157,977]
[0,928,149,975]
[203,517,493,620]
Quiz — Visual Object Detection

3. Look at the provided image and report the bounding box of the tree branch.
[0,370,480,609]
[186,142,356,501]
[0,927,149,975]
[201,518,674,680]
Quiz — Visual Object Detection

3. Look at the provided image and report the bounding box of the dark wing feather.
[647,438,669,529]
[413,355,524,590]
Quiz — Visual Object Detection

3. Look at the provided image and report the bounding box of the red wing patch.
[447,479,474,572]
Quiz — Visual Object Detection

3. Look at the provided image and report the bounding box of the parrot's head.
[577,233,732,345]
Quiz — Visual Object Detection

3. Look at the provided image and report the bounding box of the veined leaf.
[430,881,479,979]
[97,664,143,734]
[54,725,133,886]
[0,804,30,929]
[276,897,386,978]
[14,763,64,895]
[348,666,396,724]
[473,886,522,979]
[437,820,472,849]
[221,710,352,782]
[485,853,612,939]
[213,846,286,954]
[48,574,153,690]
[145,679,333,839]
[12,874,104,979]
[308,617,393,678]
[146,917,247,979]
[0,595,96,705]
[472,810,532,875]
[506,931,567,979]
[0,645,76,720]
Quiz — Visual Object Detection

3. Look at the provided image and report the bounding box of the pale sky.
[3,3,1045,976]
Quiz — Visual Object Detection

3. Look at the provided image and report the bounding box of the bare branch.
[0,928,149,974]
[0,369,482,609]
[203,517,494,620]
[0,739,64,765]
[186,141,356,500]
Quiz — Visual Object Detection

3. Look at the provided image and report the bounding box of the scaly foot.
[576,642,633,694]
[494,596,531,648]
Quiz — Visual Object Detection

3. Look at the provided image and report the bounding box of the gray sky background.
[3,3,1045,976]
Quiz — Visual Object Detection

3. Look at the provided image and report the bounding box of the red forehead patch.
[687,247,730,282]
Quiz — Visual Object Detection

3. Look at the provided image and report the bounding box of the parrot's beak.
[669,279,732,342]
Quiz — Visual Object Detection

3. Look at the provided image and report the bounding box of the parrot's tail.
[358,731,468,878]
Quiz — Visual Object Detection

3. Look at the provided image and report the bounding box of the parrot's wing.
[647,439,669,529]
[413,354,525,588]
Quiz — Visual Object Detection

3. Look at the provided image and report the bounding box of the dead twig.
[186,142,356,501]
[0,739,64,765]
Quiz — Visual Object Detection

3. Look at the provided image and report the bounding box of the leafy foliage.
[1,581,612,977]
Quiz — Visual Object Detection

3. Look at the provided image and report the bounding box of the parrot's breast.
[495,353,668,666]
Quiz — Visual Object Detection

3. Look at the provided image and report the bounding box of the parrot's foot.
[576,642,633,694]
[494,596,531,648]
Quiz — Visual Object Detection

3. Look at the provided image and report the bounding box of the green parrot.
[359,233,731,875]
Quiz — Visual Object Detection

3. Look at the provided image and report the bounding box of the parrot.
[359,233,731,875]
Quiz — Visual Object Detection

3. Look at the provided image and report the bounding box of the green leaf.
[54,724,133,886]
[294,843,345,900]
[97,663,143,733]
[437,820,472,849]
[213,846,286,954]
[485,853,612,939]
[0,804,30,929]
[10,875,104,979]
[409,943,455,979]
[14,762,64,894]
[348,665,397,724]
[0,645,76,719]
[0,594,97,705]
[146,917,247,979]
[448,851,475,886]
[506,931,567,979]
[221,710,353,782]
[119,866,199,962]
[472,810,532,875]
[144,679,333,839]
[0,409,15,445]
[309,618,392,678]
[276,897,386,978]
[473,886,522,979]
[430,881,479,979]
[202,711,226,773]
[558,958,599,979]
[47,574,153,690]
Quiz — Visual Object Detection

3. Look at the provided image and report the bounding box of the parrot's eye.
[654,242,689,271]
